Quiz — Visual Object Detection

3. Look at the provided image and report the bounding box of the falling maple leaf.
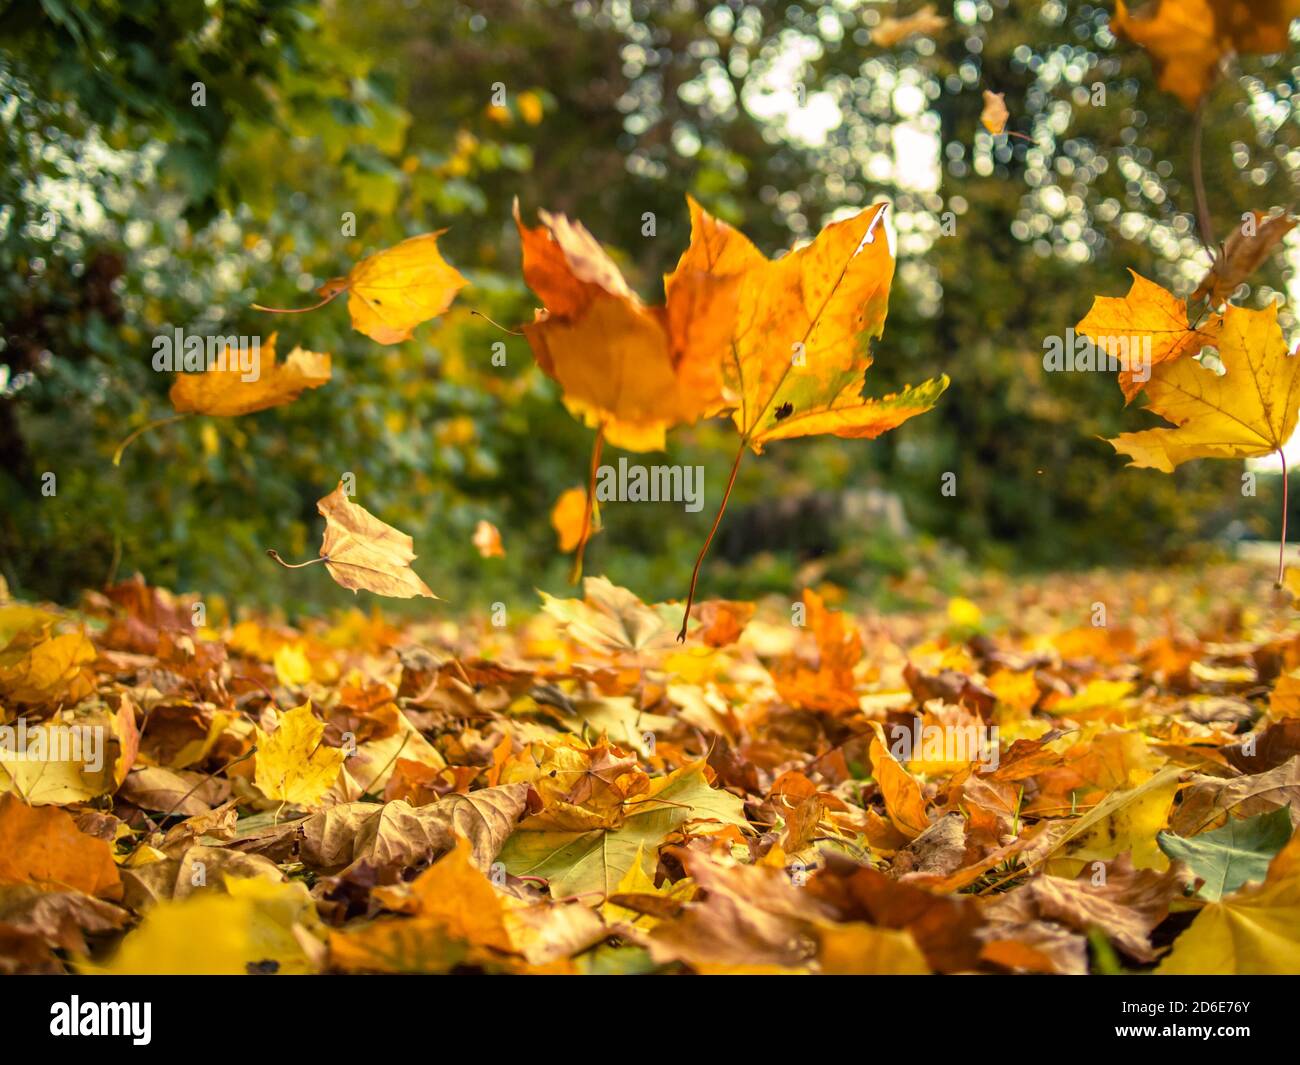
[670,197,948,636]
[255,232,467,344]
[1101,297,1300,583]
[471,519,505,559]
[514,200,731,450]
[1076,269,1223,401]
[516,199,741,578]
[169,334,331,416]
[112,334,331,464]
[871,4,948,47]
[269,480,438,599]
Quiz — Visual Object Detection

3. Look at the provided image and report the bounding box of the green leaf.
[1157,807,1294,901]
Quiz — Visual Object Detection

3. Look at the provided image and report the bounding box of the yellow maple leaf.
[88,876,324,974]
[255,232,466,344]
[681,197,946,452]
[272,642,313,687]
[868,725,931,839]
[669,198,946,635]
[1107,300,1300,471]
[253,701,346,807]
[1044,764,1183,877]
[0,628,96,705]
[1075,270,1223,402]
[168,334,331,417]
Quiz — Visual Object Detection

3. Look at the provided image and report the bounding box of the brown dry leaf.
[0,885,127,954]
[118,765,230,816]
[1194,210,1298,307]
[299,784,529,881]
[985,854,1185,962]
[119,845,286,910]
[1171,757,1300,835]
[808,855,987,972]
[980,918,1089,975]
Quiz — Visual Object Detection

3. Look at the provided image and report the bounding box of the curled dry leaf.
[269,481,438,600]
[871,4,948,47]
[980,90,1009,135]
[1193,210,1298,308]
[169,334,331,416]
[471,519,505,559]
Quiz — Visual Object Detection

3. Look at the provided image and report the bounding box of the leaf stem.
[252,288,343,315]
[266,550,330,570]
[470,309,525,336]
[1279,447,1289,587]
[569,424,605,585]
[112,413,190,466]
[1191,100,1216,257]
[677,440,746,642]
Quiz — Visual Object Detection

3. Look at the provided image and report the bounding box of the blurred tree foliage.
[2,0,1298,617]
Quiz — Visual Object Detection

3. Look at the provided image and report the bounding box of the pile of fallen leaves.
[2,562,1300,975]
